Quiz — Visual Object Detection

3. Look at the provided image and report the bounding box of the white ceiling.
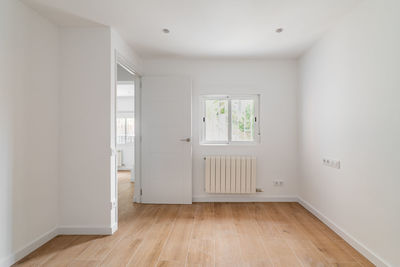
[22,0,362,59]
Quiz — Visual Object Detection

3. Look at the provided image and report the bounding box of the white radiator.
[205,156,256,193]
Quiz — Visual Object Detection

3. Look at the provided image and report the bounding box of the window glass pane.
[117,118,126,144]
[126,118,135,143]
[205,99,228,142]
[231,99,255,141]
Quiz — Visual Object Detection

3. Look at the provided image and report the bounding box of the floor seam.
[154,206,180,267]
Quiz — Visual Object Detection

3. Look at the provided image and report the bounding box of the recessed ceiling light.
[276,28,284,33]
[162,28,170,34]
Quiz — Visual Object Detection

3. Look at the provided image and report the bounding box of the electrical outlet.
[273,180,284,186]
[323,158,341,169]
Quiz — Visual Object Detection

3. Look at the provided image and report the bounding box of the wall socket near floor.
[323,158,341,169]
[273,180,284,186]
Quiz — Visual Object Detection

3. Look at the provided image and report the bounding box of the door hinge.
[140,189,142,195]
[202,117,205,122]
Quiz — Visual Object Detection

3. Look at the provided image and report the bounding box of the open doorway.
[116,63,136,217]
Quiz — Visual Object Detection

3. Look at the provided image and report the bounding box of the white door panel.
[142,76,192,204]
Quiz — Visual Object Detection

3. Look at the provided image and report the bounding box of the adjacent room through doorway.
[116,64,135,216]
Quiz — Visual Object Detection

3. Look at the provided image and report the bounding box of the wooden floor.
[15,171,374,267]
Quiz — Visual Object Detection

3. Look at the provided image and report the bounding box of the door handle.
[180,137,191,142]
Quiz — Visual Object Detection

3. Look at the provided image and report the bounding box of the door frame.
[113,51,142,229]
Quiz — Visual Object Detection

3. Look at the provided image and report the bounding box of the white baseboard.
[0,227,58,267]
[111,223,118,234]
[298,197,389,267]
[193,195,298,202]
[57,225,113,235]
[133,195,141,203]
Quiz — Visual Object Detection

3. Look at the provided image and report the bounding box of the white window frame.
[116,113,135,145]
[200,94,260,145]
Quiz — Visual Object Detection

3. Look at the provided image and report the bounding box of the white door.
[141,76,192,204]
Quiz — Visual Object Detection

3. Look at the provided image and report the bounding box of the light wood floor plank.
[159,205,196,263]
[14,172,374,267]
[126,205,180,267]
[40,236,96,267]
[99,236,142,266]
[215,236,242,265]
[14,236,78,266]
[186,238,215,266]
[68,260,99,267]
[156,260,185,267]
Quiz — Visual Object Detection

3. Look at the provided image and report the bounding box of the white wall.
[111,29,143,75]
[59,27,141,232]
[0,0,60,265]
[59,27,112,229]
[116,142,134,169]
[117,64,135,82]
[298,0,400,266]
[117,96,135,112]
[144,59,298,201]
[0,3,142,264]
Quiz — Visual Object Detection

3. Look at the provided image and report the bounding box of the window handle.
[180,137,191,142]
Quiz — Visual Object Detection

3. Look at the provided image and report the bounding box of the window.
[117,116,134,145]
[200,95,260,144]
